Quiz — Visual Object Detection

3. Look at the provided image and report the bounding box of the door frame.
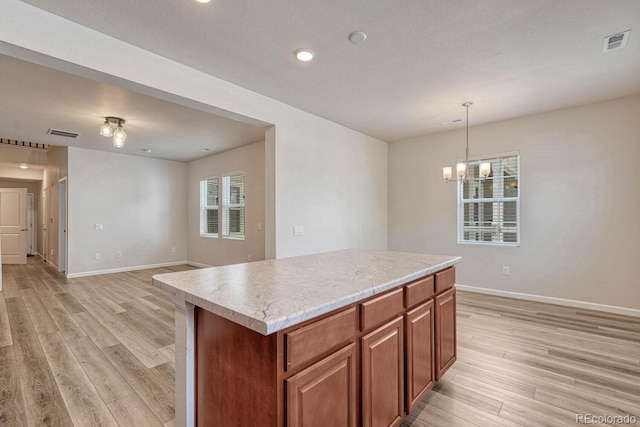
[26,192,36,255]
[58,177,68,274]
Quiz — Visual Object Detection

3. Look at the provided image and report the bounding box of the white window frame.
[200,176,219,238]
[457,152,520,247]
[222,172,246,240]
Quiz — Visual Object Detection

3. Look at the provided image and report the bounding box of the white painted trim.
[46,259,58,270]
[186,261,212,269]
[66,261,188,278]
[456,284,640,318]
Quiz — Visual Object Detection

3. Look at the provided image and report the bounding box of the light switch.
[94,223,104,231]
[293,225,304,236]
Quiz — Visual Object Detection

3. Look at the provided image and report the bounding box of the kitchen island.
[153,249,461,427]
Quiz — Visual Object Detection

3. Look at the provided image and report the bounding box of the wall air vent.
[47,128,80,138]
[603,30,630,52]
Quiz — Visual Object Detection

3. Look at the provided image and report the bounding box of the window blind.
[458,154,520,246]
[222,173,245,239]
[200,177,219,236]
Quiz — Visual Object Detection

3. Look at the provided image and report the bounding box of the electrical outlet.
[171,247,176,253]
[94,223,103,231]
[116,251,122,258]
[293,225,304,236]
[94,253,101,260]
[248,254,252,261]
[257,222,262,231]
[502,266,510,276]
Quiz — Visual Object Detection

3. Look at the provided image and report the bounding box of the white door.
[0,188,27,264]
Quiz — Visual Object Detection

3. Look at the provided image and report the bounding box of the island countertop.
[152,249,461,335]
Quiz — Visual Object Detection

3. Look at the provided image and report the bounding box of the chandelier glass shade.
[100,117,127,148]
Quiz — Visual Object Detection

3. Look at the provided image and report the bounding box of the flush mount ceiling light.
[194,0,211,2]
[442,102,491,183]
[100,117,127,148]
[19,163,28,169]
[294,49,314,62]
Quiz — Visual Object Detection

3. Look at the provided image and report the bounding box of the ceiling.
[15,0,640,144]
[0,54,266,162]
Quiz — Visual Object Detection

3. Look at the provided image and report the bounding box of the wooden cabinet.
[435,287,456,380]
[405,300,435,413]
[286,344,357,427]
[195,267,456,427]
[361,316,404,427]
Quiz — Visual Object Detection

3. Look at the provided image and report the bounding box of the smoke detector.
[602,30,630,53]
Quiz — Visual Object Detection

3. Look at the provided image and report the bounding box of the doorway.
[58,178,67,273]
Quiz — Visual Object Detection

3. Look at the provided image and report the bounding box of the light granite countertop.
[152,249,461,335]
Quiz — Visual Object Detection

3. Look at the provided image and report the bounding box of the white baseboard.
[66,261,188,278]
[186,261,213,268]
[456,284,640,318]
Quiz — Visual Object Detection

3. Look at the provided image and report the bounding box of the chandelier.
[442,102,490,183]
[99,117,127,148]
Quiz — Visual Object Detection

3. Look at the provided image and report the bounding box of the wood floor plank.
[117,305,174,348]
[18,288,58,336]
[0,295,12,347]
[0,345,28,426]
[54,292,86,315]
[5,297,74,426]
[67,336,135,404]
[107,321,169,368]
[38,291,87,342]
[107,393,165,427]
[102,344,175,423]
[158,344,175,363]
[0,275,21,299]
[73,311,119,349]
[39,331,119,427]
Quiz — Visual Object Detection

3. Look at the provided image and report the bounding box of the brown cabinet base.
[195,268,456,426]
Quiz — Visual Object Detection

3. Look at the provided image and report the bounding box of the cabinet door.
[286,343,357,427]
[361,316,404,427]
[435,287,456,380]
[405,300,435,413]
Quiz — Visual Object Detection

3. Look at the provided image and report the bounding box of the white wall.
[0,1,388,260]
[67,147,187,276]
[389,96,640,311]
[188,141,265,266]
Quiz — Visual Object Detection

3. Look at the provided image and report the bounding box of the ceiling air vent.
[602,30,630,52]
[47,128,80,138]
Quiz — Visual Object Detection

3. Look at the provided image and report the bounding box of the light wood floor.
[1,258,639,426]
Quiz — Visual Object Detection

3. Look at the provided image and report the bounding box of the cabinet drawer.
[360,288,404,332]
[404,275,434,308]
[285,307,357,372]
[435,267,455,294]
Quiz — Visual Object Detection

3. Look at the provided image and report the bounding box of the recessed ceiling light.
[194,0,211,3]
[295,49,314,62]
[19,163,28,169]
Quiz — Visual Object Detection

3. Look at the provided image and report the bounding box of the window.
[200,177,219,237]
[458,153,520,246]
[222,173,245,239]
